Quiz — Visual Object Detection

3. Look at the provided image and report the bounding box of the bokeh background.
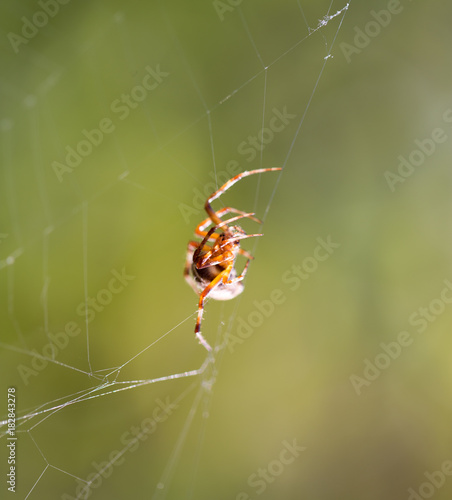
[1,1,451,499]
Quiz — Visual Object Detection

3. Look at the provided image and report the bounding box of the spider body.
[184,167,281,351]
[186,226,246,301]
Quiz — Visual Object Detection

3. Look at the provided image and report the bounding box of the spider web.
[0,1,350,498]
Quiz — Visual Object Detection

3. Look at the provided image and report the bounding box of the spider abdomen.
[189,260,244,301]
[193,262,223,282]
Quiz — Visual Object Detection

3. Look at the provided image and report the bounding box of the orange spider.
[184,167,282,351]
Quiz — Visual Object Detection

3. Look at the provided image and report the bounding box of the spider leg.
[195,207,261,238]
[192,226,237,270]
[195,230,263,270]
[217,232,263,253]
[204,168,282,224]
[217,213,260,229]
[195,263,233,351]
[238,248,254,260]
[224,258,251,285]
[193,226,218,264]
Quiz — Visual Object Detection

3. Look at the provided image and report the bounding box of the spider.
[184,167,282,351]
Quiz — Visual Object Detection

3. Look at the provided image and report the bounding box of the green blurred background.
[1,0,451,499]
